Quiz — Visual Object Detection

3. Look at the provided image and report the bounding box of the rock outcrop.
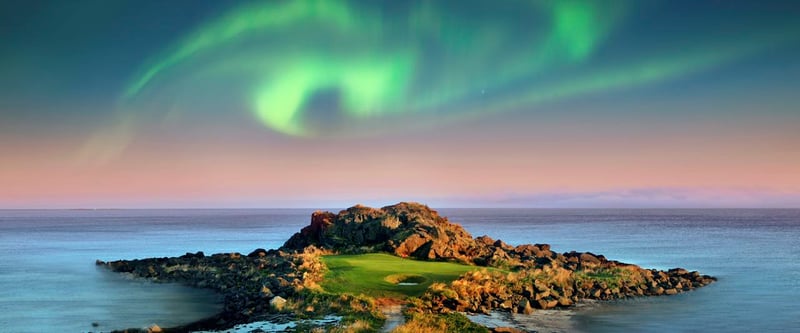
[283,202,484,263]
[284,202,716,314]
[98,248,330,332]
[101,202,716,332]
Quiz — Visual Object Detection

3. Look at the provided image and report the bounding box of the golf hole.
[385,274,427,286]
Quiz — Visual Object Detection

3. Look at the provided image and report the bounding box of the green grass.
[575,267,633,289]
[320,253,480,298]
[394,312,489,333]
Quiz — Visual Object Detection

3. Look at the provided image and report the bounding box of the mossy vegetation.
[392,313,489,333]
[320,253,481,298]
[286,290,386,332]
[575,267,637,289]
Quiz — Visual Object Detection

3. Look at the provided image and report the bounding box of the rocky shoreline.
[98,248,332,332]
[98,202,715,332]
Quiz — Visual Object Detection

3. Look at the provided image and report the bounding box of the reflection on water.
[194,315,341,333]
[465,304,587,333]
[0,262,223,333]
[95,268,223,331]
[0,209,306,333]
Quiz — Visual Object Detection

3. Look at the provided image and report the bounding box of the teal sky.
[1,0,799,208]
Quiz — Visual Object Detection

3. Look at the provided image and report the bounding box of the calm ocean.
[0,209,798,332]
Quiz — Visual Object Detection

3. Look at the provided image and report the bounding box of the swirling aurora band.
[122,0,800,137]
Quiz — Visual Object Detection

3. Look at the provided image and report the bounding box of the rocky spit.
[98,202,715,332]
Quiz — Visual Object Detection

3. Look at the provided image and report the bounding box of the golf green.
[320,253,481,298]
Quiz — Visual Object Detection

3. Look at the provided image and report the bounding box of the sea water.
[0,209,309,333]
[447,209,800,332]
[0,209,798,332]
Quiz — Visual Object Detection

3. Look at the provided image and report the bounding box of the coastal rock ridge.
[99,202,716,332]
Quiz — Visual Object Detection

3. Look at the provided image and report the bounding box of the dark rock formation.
[101,202,716,332]
[283,202,485,263]
[99,249,329,332]
[284,202,716,314]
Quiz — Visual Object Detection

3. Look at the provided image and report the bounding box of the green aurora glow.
[122,0,800,137]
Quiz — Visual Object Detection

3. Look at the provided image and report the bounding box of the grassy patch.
[320,253,480,298]
[288,291,385,331]
[393,312,489,333]
[575,267,634,289]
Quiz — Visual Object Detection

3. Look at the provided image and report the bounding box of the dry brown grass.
[329,320,373,333]
[392,313,450,333]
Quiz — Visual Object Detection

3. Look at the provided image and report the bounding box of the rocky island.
[99,202,716,332]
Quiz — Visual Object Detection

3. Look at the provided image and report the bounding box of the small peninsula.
[99,203,716,332]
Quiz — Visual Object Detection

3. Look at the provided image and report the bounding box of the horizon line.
[1,206,798,210]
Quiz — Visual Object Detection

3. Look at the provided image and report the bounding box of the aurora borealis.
[123,0,628,137]
[2,0,800,208]
[119,0,796,137]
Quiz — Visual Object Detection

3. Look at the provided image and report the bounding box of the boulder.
[269,296,287,311]
[517,299,534,314]
[260,285,273,298]
[476,235,495,246]
[283,211,336,249]
[535,298,558,309]
[247,249,267,258]
[579,252,602,266]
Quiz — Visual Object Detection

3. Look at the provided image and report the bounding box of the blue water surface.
[0,208,797,332]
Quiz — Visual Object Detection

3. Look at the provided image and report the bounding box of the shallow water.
[466,308,579,333]
[0,209,309,332]
[444,208,800,333]
[193,315,341,333]
[1,208,798,332]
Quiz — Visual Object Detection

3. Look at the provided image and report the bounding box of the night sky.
[1,0,799,208]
